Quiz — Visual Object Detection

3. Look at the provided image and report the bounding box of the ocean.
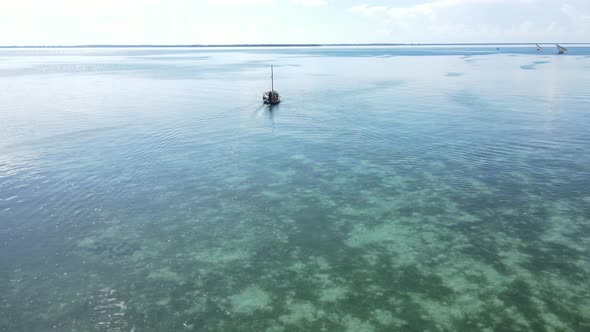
[1,46,589,331]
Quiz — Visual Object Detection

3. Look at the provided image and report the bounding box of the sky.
[0,0,588,45]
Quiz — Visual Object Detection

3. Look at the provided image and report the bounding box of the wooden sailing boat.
[263,65,281,105]
[536,44,542,51]
[556,44,568,54]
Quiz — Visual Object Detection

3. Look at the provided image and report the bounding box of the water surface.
[1,46,589,331]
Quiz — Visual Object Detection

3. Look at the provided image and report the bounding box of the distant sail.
[556,44,568,54]
[536,44,542,51]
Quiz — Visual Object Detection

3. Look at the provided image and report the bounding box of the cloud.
[561,3,590,21]
[351,0,535,19]
[346,0,586,43]
[0,0,585,45]
[206,0,273,5]
[206,0,326,6]
[289,0,327,6]
[349,4,388,16]
[1,0,159,14]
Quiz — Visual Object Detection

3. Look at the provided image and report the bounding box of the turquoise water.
[1,46,589,331]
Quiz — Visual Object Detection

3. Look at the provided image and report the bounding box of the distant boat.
[536,44,542,51]
[263,65,280,105]
[556,44,568,54]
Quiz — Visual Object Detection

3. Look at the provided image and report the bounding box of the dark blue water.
[1,46,589,331]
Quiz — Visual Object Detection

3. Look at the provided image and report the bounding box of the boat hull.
[263,91,281,105]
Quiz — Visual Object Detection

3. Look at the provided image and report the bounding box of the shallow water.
[1,46,589,331]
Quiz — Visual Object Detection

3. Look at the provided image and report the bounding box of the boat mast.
[271,65,274,92]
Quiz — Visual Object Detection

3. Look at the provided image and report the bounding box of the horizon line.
[1,42,588,48]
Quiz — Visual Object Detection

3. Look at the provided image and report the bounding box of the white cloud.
[349,4,388,16]
[206,0,273,6]
[351,0,535,20]
[0,0,586,45]
[346,0,589,43]
[561,3,590,21]
[0,0,161,16]
[206,0,326,6]
[289,0,327,6]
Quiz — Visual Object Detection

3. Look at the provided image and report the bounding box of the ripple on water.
[1,47,590,331]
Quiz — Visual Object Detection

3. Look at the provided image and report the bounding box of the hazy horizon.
[1,42,589,48]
